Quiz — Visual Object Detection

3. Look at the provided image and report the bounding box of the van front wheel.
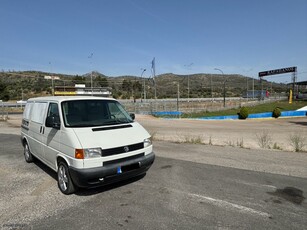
[24,142,33,163]
[57,162,76,195]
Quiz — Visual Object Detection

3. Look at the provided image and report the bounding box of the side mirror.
[46,116,61,129]
[130,113,135,120]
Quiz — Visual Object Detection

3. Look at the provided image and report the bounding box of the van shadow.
[33,158,146,196]
[288,121,307,127]
[75,174,146,196]
[33,159,57,181]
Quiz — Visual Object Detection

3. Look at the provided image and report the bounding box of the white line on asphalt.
[233,180,277,190]
[189,193,271,218]
[137,182,271,218]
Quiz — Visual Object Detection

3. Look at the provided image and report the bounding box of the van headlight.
[84,148,102,158]
[144,137,152,148]
[75,148,102,159]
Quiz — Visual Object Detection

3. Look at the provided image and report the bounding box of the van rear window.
[23,102,33,120]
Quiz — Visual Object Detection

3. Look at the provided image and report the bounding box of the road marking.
[233,180,277,190]
[137,182,271,218]
[189,193,271,218]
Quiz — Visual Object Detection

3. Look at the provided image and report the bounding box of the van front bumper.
[69,152,155,188]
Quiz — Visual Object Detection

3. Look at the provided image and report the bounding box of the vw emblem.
[124,146,129,152]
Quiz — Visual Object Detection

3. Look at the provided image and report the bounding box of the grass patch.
[180,100,306,118]
[183,135,203,144]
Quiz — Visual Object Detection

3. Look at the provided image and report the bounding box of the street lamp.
[49,62,54,96]
[141,68,147,101]
[214,68,226,107]
[184,63,193,101]
[88,53,93,96]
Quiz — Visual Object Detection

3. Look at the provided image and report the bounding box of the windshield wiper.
[102,120,131,125]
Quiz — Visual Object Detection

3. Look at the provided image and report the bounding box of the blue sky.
[1,0,306,82]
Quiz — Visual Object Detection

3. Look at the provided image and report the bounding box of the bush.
[272,107,281,118]
[256,130,272,149]
[289,133,306,152]
[238,107,249,119]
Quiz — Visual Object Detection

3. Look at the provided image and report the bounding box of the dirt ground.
[3,114,307,152]
[136,115,307,152]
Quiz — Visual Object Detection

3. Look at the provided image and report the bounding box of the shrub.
[256,130,272,149]
[289,133,306,152]
[238,107,249,119]
[272,107,281,118]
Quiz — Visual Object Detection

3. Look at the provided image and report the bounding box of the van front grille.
[103,153,145,166]
[101,142,144,157]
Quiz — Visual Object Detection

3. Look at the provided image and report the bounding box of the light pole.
[214,68,226,107]
[88,53,93,96]
[184,63,193,101]
[49,62,54,96]
[141,68,146,101]
[210,74,213,101]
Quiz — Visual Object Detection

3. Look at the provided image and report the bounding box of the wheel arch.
[21,136,28,147]
[56,155,69,170]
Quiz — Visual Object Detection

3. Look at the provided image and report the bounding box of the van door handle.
[40,126,45,134]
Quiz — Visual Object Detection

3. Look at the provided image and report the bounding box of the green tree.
[0,80,9,101]
[122,79,132,92]
[94,76,108,87]
[72,75,86,85]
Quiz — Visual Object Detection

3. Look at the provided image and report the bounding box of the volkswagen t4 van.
[21,96,155,194]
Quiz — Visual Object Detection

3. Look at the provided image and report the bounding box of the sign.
[258,66,297,77]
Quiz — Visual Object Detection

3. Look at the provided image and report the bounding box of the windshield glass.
[61,100,133,127]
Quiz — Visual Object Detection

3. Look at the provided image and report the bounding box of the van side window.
[47,103,59,117]
[31,102,48,124]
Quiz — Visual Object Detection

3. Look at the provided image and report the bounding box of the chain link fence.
[120,95,287,115]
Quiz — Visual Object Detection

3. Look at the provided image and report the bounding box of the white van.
[21,96,155,194]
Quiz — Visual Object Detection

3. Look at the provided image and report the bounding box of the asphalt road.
[0,132,306,230]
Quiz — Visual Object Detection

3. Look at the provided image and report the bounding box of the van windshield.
[61,100,133,127]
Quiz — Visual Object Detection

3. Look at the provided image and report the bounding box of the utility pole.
[49,62,54,96]
[210,74,213,101]
[177,82,180,112]
[88,53,93,96]
[214,68,226,107]
[253,78,255,99]
[184,63,193,101]
[141,68,146,101]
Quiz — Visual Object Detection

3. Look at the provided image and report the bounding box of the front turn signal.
[75,149,84,159]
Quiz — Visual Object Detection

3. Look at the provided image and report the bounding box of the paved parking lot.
[0,117,307,229]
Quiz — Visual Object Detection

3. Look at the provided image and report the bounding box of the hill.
[0,70,287,101]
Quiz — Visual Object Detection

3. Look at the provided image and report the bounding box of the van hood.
[71,122,150,149]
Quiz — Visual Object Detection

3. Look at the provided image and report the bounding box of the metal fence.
[0,101,8,120]
[120,96,287,115]
[0,95,287,118]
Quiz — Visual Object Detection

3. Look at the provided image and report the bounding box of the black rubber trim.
[69,152,155,188]
[101,143,144,157]
[92,124,132,132]
[21,125,29,131]
[103,153,145,166]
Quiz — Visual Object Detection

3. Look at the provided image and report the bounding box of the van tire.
[57,162,76,195]
[24,142,33,163]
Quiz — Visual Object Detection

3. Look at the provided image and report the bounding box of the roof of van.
[27,96,116,103]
